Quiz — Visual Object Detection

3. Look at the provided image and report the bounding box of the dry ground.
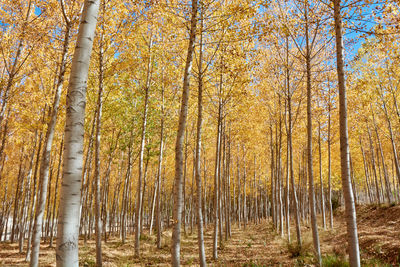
[1,204,399,266]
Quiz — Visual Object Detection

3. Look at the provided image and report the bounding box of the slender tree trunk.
[182,130,188,236]
[243,146,247,231]
[156,71,165,249]
[226,130,232,236]
[305,2,321,263]
[218,121,224,244]
[333,0,361,265]
[277,101,284,237]
[94,23,105,266]
[237,145,241,228]
[50,138,63,248]
[328,100,333,228]
[135,36,153,257]
[194,10,206,265]
[288,92,301,245]
[367,126,381,204]
[213,100,222,260]
[318,122,326,229]
[171,1,197,265]
[44,158,54,241]
[270,126,275,229]
[26,128,45,261]
[285,129,290,240]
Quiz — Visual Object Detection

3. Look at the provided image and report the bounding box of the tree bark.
[56,1,99,265]
[194,9,206,265]
[156,69,165,249]
[318,121,326,229]
[333,0,361,265]
[94,19,105,266]
[135,34,153,258]
[213,99,222,260]
[328,98,333,228]
[305,1,321,263]
[171,1,198,265]
[288,89,301,245]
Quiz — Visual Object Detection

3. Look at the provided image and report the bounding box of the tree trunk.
[318,121,326,229]
[156,69,165,249]
[50,138,64,248]
[305,2,321,263]
[213,100,222,260]
[94,22,105,266]
[26,128,44,261]
[328,99,334,228]
[194,10,206,265]
[288,91,301,245]
[171,1,198,265]
[367,125,381,204]
[56,1,99,265]
[333,0,361,265]
[135,36,153,257]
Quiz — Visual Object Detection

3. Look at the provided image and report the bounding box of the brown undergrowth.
[336,204,400,266]
[0,204,399,266]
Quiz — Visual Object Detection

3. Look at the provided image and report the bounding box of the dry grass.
[1,204,399,266]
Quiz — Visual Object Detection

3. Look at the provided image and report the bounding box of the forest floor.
[1,204,399,266]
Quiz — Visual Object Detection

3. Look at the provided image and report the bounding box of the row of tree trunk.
[0,1,399,267]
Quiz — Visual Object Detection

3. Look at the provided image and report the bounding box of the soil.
[1,204,399,266]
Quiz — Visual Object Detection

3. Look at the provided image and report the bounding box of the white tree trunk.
[304,1,321,264]
[56,1,99,266]
[194,11,206,265]
[333,0,360,265]
[94,27,105,267]
[135,36,153,257]
[171,1,198,265]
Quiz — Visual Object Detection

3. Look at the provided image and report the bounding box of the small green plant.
[322,254,349,267]
[247,242,252,248]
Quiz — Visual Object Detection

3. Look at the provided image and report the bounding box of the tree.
[194,2,207,265]
[55,0,100,266]
[333,0,361,265]
[171,0,198,266]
